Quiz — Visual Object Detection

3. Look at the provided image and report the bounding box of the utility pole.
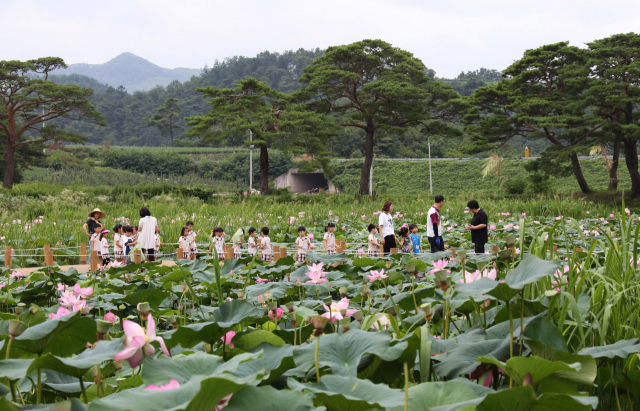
[428,136,433,194]
[249,129,253,192]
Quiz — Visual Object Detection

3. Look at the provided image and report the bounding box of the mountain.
[51,52,201,92]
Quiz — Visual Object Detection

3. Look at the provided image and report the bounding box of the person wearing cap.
[83,208,106,264]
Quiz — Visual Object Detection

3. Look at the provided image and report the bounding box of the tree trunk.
[609,136,620,191]
[622,137,640,197]
[359,127,374,195]
[259,144,269,195]
[169,125,174,147]
[569,152,590,194]
[3,143,16,189]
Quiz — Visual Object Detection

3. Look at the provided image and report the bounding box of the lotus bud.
[137,302,150,320]
[268,302,278,311]
[203,343,213,353]
[14,306,23,315]
[288,313,298,327]
[30,305,40,315]
[296,278,302,286]
[96,319,111,340]
[239,274,243,280]
[311,315,329,336]
[385,306,397,317]
[505,235,516,247]
[258,294,265,304]
[340,309,347,317]
[285,302,295,312]
[82,306,91,315]
[237,291,244,300]
[114,360,123,371]
[353,311,364,322]
[88,365,99,379]
[384,295,389,301]
[181,282,188,293]
[397,283,403,292]
[523,373,533,386]
[323,296,333,305]
[498,249,512,260]
[229,270,235,278]
[339,318,350,332]
[8,320,28,337]
[118,304,126,310]
[421,303,432,320]
[361,285,370,296]
[328,282,332,287]
[339,287,347,298]
[169,316,178,329]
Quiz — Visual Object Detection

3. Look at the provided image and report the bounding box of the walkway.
[19,260,177,275]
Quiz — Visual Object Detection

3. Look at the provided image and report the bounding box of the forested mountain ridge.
[50,52,201,92]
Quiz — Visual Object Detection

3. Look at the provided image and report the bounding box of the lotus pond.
[1,201,640,410]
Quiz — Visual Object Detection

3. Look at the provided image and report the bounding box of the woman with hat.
[138,207,159,262]
[83,208,106,263]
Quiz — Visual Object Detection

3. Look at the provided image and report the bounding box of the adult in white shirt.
[138,207,159,262]
[427,195,445,253]
[378,201,399,255]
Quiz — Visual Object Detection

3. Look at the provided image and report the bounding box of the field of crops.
[0,192,639,410]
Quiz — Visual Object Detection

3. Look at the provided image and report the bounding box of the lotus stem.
[37,367,42,404]
[404,362,409,411]
[79,377,88,403]
[508,299,513,388]
[315,334,321,383]
[519,295,524,356]
[8,380,16,402]
[613,363,622,411]
[411,276,419,315]
[5,336,13,360]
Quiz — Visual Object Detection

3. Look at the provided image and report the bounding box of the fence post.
[44,244,51,258]
[177,248,183,259]
[451,248,456,258]
[90,251,98,272]
[280,247,287,260]
[390,248,398,254]
[5,246,11,268]
[134,250,142,264]
[80,243,87,264]
[45,250,53,267]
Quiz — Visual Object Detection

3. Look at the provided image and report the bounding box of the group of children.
[89,222,161,268]
[367,223,423,257]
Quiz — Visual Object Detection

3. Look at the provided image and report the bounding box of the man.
[427,195,445,253]
[466,200,488,254]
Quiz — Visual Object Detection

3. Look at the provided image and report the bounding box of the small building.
[273,168,337,193]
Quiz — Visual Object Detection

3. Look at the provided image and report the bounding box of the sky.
[2,0,639,78]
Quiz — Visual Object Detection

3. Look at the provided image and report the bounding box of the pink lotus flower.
[430,259,450,274]
[145,379,180,391]
[306,271,328,284]
[457,268,497,283]
[72,301,91,312]
[269,307,284,320]
[307,262,324,273]
[222,331,235,347]
[367,269,388,283]
[489,225,497,230]
[59,293,81,308]
[114,315,170,368]
[256,275,270,283]
[10,271,24,280]
[322,297,358,322]
[215,395,233,411]
[105,311,116,324]
[307,233,314,240]
[370,314,390,329]
[56,283,69,292]
[49,307,70,320]
[73,283,94,298]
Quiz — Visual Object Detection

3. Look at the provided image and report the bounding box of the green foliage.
[504,177,528,195]
[145,97,183,147]
[100,148,190,175]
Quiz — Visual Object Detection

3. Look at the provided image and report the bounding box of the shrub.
[100,149,190,175]
[504,177,528,195]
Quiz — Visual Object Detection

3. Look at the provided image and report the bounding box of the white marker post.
[249,129,253,192]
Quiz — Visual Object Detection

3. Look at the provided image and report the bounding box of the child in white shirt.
[295,226,310,263]
[100,229,111,267]
[260,227,272,262]
[367,224,381,258]
[323,222,336,255]
[178,227,190,259]
[231,228,244,259]
[210,226,226,260]
[247,227,258,257]
[113,224,124,263]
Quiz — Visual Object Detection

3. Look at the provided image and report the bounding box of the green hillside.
[330,158,623,195]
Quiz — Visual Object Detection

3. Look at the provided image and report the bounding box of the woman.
[466,200,488,254]
[138,207,158,262]
[378,201,398,255]
[82,208,106,264]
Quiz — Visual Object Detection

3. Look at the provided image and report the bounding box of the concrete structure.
[274,168,337,193]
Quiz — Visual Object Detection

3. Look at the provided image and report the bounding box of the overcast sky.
[2,0,639,78]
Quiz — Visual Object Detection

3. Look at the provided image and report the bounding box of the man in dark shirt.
[466,200,488,254]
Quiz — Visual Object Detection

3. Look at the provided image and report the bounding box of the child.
[409,224,423,254]
[155,225,161,258]
[178,227,190,259]
[132,226,139,243]
[399,227,412,253]
[231,228,244,259]
[260,227,272,262]
[100,229,111,267]
[247,227,258,257]
[323,222,336,255]
[123,225,136,264]
[367,224,381,257]
[113,224,124,264]
[186,221,197,260]
[210,227,226,260]
[91,224,102,262]
[295,226,310,263]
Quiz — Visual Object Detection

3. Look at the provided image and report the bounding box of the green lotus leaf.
[230,343,295,384]
[578,338,640,361]
[305,252,349,264]
[12,310,97,356]
[232,330,285,351]
[224,385,316,411]
[121,288,170,310]
[433,339,511,379]
[504,253,560,290]
[453,277,499,299]
[389,381,482,411]
[475,386,597,411]
[287,375,405,411]
[293,329,407,377]
[527,340,597,386]
[505,356,581,386]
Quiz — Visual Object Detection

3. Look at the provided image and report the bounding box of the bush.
[47,150,87,171]
[100,149,190,175]
[526,173,554,195]
[212,151,292,183]
[504,177,528,195]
